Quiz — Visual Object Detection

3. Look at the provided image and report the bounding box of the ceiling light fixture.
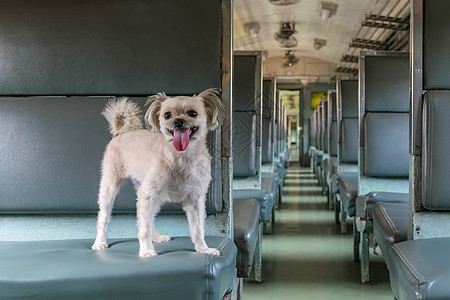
[320,1,338,21]
[267,0,301,6]
[314,38,327,50]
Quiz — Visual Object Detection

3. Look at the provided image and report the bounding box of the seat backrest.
[0,0,230,216]
[232,51,263,178]
[316,103,323,151]
[337,79,358,165]
[359,52,409,179]
[409,0,450,239]
[310,110,317,148]
[422,91,450,210]
[233,112,257,176]
[328,90,338,157]
[322,99,329,153]
[262,78,275,164]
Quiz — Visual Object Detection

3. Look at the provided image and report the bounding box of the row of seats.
[232,52,289,286]
[311,53,410,285]
[0,1,290,299]
[310,1,450,298]
[373,1,450,299]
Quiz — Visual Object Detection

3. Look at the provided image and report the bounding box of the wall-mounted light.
[244,21,261,38]
[320,1,337,20]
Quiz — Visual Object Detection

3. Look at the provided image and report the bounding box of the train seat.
[313,103,324,178]
[233,198,261,278]
[389,238,450,299]
[355,52,409,283]
[233,190,274,226]
[356,192,409,220]
[327,157,339,195]
[233,53,276,234]
[337,116,358,233]
[338,172,359,219]
[0,237,236,299]
[334,79,358,231]
[388,89,450,299]
[326,91,338,208]
[0,0,238,298]
[372,202,408,270]
[232,111,275,227]
[262,173,281,209]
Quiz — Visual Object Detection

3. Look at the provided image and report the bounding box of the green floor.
[244,162,393,299]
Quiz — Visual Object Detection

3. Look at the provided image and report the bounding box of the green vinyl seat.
[0,236,237,299]
[233,198,261,278]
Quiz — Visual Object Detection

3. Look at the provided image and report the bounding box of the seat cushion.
[373,202,408,270]
[233,189,274,222]
[261,175,277,198]
[309,146,317,158]
[233,198,260,277]
[356,192,409,219]
[322,157,329,173]
[338,172,358,216]
[315,151,324,165]
[331,173,339,195]
[389,237,450,300]
[327,156,338,181]
[0,236,236,299]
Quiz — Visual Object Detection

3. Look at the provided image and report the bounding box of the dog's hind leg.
[92,157,123,250]
[136,188,161,257]
[183,191,220,256]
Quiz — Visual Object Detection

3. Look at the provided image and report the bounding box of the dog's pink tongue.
[172,129,190,151]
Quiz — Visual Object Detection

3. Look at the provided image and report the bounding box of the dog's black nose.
[174,119,185,129]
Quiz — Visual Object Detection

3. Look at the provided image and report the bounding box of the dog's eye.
[187,110,198,118]
[164,112,172,120]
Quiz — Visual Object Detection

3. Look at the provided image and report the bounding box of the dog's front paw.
[154,235,171,243]
[139,250,158,257]
[91,242,108,250]
[196,247,220,256]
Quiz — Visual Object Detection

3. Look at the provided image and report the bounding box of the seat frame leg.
[353,217,360,262]
[328,184,334,210]
[334,194,340,224]
[251,223,263,283]
[340,200,347,234]
[360,221,372,283]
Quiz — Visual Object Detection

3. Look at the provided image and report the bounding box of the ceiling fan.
[282,50,299,68]
[274,22,298,48]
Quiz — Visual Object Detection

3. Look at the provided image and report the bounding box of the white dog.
[91,88,224,257]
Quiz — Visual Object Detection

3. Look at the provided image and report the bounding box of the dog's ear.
[198,88,225,131]
[145,92,168,132]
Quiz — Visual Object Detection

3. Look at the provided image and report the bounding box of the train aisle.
[244,161,392,299]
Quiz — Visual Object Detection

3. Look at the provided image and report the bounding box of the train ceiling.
[234,0,410,84]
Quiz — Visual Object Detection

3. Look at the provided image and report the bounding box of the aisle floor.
[244,163,393,300]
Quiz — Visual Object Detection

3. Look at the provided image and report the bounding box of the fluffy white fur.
[91,88,224,257]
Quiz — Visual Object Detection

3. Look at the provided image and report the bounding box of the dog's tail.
[102,97,143,136]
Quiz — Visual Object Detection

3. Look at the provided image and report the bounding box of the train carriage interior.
[0,0,449,299]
